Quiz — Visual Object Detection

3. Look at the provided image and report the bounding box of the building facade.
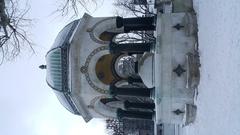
[45,14,157,122]
[44,0,199,132]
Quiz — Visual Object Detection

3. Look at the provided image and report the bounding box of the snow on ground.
[184,0,240,135]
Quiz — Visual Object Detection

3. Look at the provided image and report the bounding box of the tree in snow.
[106,119,124,135]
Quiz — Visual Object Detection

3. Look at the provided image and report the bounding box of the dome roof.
[45,20,80,115]
[46,19,79,91]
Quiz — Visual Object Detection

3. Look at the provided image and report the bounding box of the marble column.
[116,16,155,32]
[109,84,154,97]
[117,108,154,120]
[109,42,153,54]
[124,100,155,110]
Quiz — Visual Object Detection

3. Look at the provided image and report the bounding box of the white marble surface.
[154,12,196,125]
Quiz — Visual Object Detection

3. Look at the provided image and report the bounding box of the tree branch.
[0,0,33,64]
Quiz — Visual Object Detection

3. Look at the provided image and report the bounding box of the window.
[46,48,63,91]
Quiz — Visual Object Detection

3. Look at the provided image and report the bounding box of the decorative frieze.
[82,46,110,94]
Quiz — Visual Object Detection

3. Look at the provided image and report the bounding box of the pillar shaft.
[109,85,153,97]
[100,98,118,104]
[109,42,152,54]
[117,108,154,120]
[124,101,155,110]
[127,77,143,84]
[116,16,155,32]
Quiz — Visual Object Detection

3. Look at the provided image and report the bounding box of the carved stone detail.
[83,46,110,94]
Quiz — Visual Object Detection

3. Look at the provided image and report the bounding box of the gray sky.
[0,0,115,134]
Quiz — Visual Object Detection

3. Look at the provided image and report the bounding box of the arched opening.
[95,53,142,86]
[99,31,117,42]
[90,17,124,44]
[113,54,138,79]
[95,54,116,85]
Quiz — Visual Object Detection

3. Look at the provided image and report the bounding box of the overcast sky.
[0,0,115,134]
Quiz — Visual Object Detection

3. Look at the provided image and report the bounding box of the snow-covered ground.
[184,0,240,135]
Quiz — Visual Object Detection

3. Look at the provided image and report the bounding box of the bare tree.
[113,0,154,17]
[0,0,32,64]
[56,0,98,17]
[114,31,155,44]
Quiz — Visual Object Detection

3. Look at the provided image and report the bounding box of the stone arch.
[95,53,140,83]
[82,46,129,94]
[95,54,118,85]
[90,96,124,118]
[89,17,124,44]
[83,46,111,94]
